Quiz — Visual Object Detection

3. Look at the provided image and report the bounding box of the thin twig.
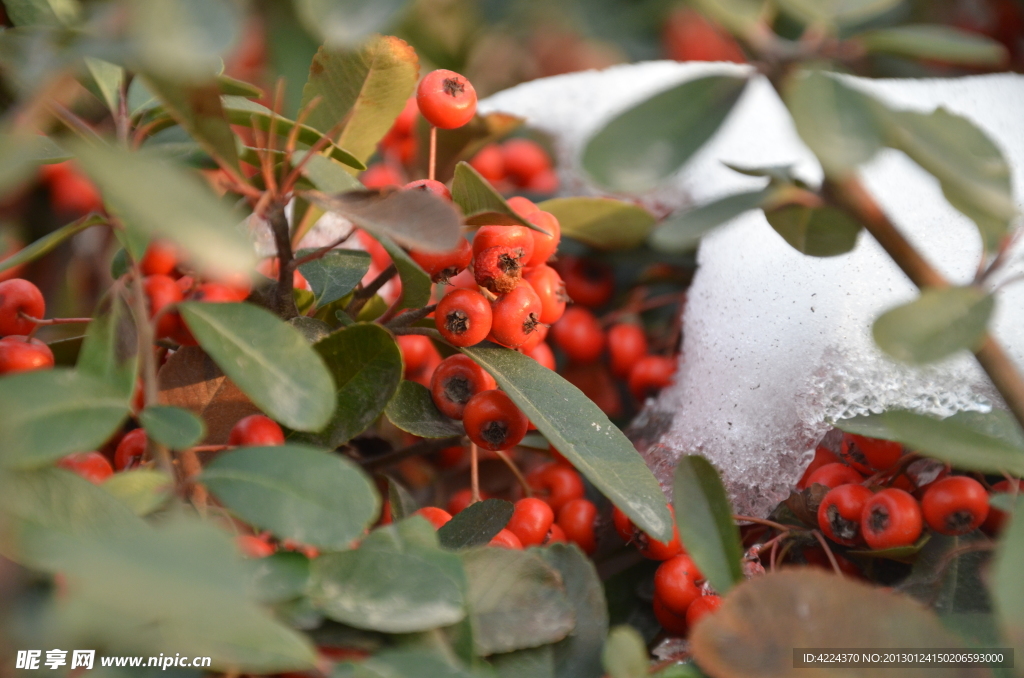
[17,313,92,325]
[48,102,103,143]
[289,231,354,267]
[470,442,481,503]
[280,120,346,194]
[811,529,844,577]
[286,96,322,155]
[360,435,466,472]
[733,515,792,532]
[385,304,437,329]
[495,449,532,498]
[267,201,299,320]
[429,126,438,182]
[346,264,397,318]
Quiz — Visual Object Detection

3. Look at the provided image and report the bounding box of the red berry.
[114,428,148,471]
[654,554,704,615]
[191,282,239,303]
[469,144,505,182]
[404,179,452,201]
[0,335,54,374]
[921,476,989,535]
[524,211,561,267]
[0,279,45,336]
[407,345,442,388]
[612,505,683,560]
[435,288,492,347]
[527,463,584,513]
[415,506,454,530]
[143,274,184,339]
[489,528,523,549]
[416,69,477,129]
[551,306,604,363]
[523,265,567,325]
[463,389,528,452]
[361,163,404,189]
[502,139,551,186]
[229,414,285,447]
[488,281,543,349]
[797,446,842,489]
[526,168,559,194]
[58,451,113,484]
[652,595,689,636]
[818,484,874,546]
[410,237,472,284]
[663,7,745,63]
[545,523,566,544]
[474,245,526,295]
[983,478,1022,534]
[840,433,902,473]
[557,498,598,554]
[628,355,676,400]
[50,168,102,215]
[507,497,554,546]
[430,354,497,419]
[433,445,465,469]
[383,97,418,143]
[507,196,540,216]
[608,323,648,379]
[860,488,923,550]
[472,225,535,264]
[397,334,437,376]
[526,340,556,370]
[237,534,275,558]
[140,240,178,276]
[805,462,863,490]
[685,595,723,629]
[560,257,614,308]
[517,322,549,354]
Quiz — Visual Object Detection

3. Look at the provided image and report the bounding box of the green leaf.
[897,533,989,614]
[309,518,467,633]
[765,204,863,257]
[217,73,264,98]
[142,75,241,173]
[880,410,1024,476]
[436,499,513,550]
[71,143,256,279]
[776,0,901,28]
[386,380,465,439]
[0,134,72,198]
[872,287,994,364]
[538,197,656,251]
[295,150,364,193]
[0,369,128,470]
[127,0,242,84]
[378,234,432,311]
[462,547,574,655]
[603,626,648,678]
[76,291,137,398]
[672,455,744,594]
[288,315,333,344]
[293,0,409,48]
[101,469,174,516]
[688,0,765,34]
[987,511,1024,656]
[248,551,310,604]
[308,323,403,446]
[4,0,80,27]
[490,646,555,678]
[855,25,1008,66]
[990,492,1018,513]
[345,648,489,678]
[461,346,674,542]
[537,544,609,678]
[582,75,748,193]
[300,35,419,165]
[846,533,931,563]
[0,214,104,279]
[201,444,378,550]
[650,189,771,253]
[387,476,419,520]
[178,302,337,432]
[82,58,124,114]
[297,248,371,307]
[139,405,206,450]
[784,69,884,177]
[450,162,541,230]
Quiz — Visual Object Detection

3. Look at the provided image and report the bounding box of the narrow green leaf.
[990,493,1018,513]
[538,197,656,251]
[378,233,432,311]
[0,214,104,279]
[847,533,932,563]
[673,455,744,594]
[583,75,748,192]
[991,508,1024,652]
[308,323,403,446]
[76,292,137,399]
[461,346,673,542]
[855,25,1008,66]
[872,287,994,364]
[451,162,542,230]
[300,35,419,164]
[4,0,80,27]
[0,369,128,470]
[297,248,371,307]
[178,302,336,431]
[309,518,467,632]
[201,444,379,550]
[881,410,1024,476]
[82,58,124,114]
[217,73,264,98]
[688,0,765,34]
[101,469,173,516]
[140,405,206,450]
[776,0,902,28]
[143,75,241,173]
[650,188,771,253]
[295,150,364,193]
[387,476,418,520]
[127,0,241,84]
[72,143,256,279]
[386,380,465,438]
[293,0,409,48]
[538,544,609,678]
[603,626,648,678]
[765,204,863,257]
[436,499,513,550]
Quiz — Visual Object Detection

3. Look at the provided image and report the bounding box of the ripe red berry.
[797,446,842,489]
[557,498,598,554]
[560,257,614,308]
[0,278,45,336]
[435,288,492,347]
[404,179,452,201]
[921,476,989,535]
[50,168,102,215]
[523,265,567,325]
[229,414,285,447]
[384,97,418,142]
[397,335,437,376]
[507,497,555,546]
[526,340,556,370]
[463,389,529,451]
[472,225,535,264]
[654,554,704,615]
[191,282,239,303]
[415,506,454,530]
[612,505,683,560]
[237,534,275,558]
[544,524,566,544]
[502,139,551,186]
[0,335,54,374]
[416,69,477,129]
[608,323,648,379]
[686,595,723,629]
[474,245,526,295]
[526,168,559,194]
[57,451,113,484]
[628,355,676,400]
[652,595,689,636]
[143,274,184,339]
[860,488,923,550]
[114,428,148,470]
[527,463,584,513]
[430,354,497,419]
[840,433,902,473]
[517,322,549,354]
[410,237,472,284]
[818,484,874,546]
[361,163,405,189]
[551,306,604,363]
[805,462,864,490]
[983,478,1022,534]
[433,445,465,469]
[469,144,505,182]
[488,281,543,349]
[140,240,178,276]
[489,528,523,549]
[663,7,746,63]
[507,196,540,218]
[524,211,561,268]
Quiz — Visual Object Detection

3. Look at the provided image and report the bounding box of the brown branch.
[495,449,532,498]
[267,201,299,320]
[733,515,793,532]
[470,441,481,503]
[290,231,355,267]
[346,264,397,318]
[385,304,437,329]
[360,435,466,472]
[18,313,92,325]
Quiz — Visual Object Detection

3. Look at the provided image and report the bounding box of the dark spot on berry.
[868,505,890,534]
[443,77,466,97]
[522,312,541,335]
[443,375,472,405]
[446,310,470,335]
[481,420,509,447]
[827,504,858,541]
[434,266,459,285]
[945,509,976,534]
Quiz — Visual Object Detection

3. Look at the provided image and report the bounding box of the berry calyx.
[409,237,472,284]
[114,428,148,470]
[58,451,113,484]
[488,280,543,349]
[404,179,452,201]
[860,488,923,550]
[551,306,605,364]
[506,497,555,546]
[435,288,492,347]
[818,484,874,546]
[921,476,989,535]
[474,245,525,294]
[430,354,497,419]
[229,414,285,447]
[416,69,477,130]
[0,335,54,374]
[463,389,529,452]
[0,278,45,336]
[612,505,683,560]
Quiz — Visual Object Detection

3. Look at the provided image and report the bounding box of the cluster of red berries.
[0,278,53,374]
[469,138,559,195]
